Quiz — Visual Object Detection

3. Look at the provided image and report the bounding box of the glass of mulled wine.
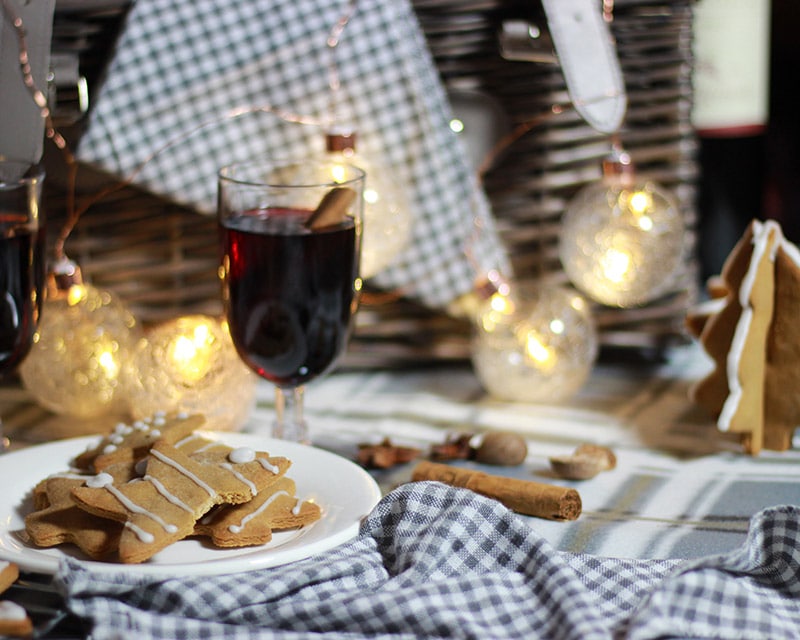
[218,159,365,443]
[0,160,46,452]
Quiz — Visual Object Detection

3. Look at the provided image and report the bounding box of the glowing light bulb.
[449,118,465,134]
[19,271,140,418]
[471,284,598,403]
[559,152,685,307]
[122,315,257,431]
[325,132,412,278]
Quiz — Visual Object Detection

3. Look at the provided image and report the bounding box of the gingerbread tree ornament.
[687,219,800,454]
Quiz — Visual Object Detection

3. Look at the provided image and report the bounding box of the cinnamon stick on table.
[412,461,582,521]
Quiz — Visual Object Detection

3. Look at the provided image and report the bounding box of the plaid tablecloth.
[300,343,800,561]
[56,482,800,639]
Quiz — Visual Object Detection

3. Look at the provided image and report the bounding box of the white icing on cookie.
[174,433,203,449]
[125,522,155,544]
[719,220,777,431]
[86,472,114,488]
[144,475,194,513]
[149,449,216,498]
[0,600,27,620]
[220,463,257,496]
[257,459,280,475]
[228,447,255,464]
[228,491,290,534]
[104,483,179,537]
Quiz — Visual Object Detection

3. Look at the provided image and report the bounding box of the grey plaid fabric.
[56,482,800,639]
[75,0,509,308]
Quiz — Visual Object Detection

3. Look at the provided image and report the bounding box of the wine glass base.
[271,420,309,445]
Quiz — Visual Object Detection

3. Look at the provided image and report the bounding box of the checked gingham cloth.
[75,0,509,308]
[55,482,800,639]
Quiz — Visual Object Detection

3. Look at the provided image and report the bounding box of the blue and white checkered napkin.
[56,482,800,639]
[75,0,509,308]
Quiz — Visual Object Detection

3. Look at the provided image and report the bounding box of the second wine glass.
[0,160,46,452]
[217,159,365,444]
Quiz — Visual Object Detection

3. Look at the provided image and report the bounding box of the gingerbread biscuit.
[24,464,135,559]
[717,221,778,451]
[689,219,800,454]
[194,476,321,547]
[71,441,291,563]
[761,235,800,450]
[72,411,205,471]
[30,478,51,511]
[685,297,726,340]
[0,561,19,594]
[0,600,33,638]
[0,562,32,639]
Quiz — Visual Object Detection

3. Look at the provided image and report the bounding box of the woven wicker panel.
[43,172,221,324]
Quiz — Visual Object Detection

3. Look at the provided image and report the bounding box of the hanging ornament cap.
[326,131,357,154]
[601,148,635,186]
[446,270,511,319]
[474,269,511,300]
[47,256,84,296]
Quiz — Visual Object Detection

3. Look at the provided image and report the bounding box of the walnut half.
[549,444,616,480]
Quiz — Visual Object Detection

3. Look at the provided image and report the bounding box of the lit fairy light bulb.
[559,150,685,307]
[122,314,257,431]
[169,326,212,382]
[19,258,140,418]
[325,131,412,278]
[471,280,598,403]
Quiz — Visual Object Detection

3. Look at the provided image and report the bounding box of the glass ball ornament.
[19,264,140,418]
[471,281,598,403]
[558,152,685,308]
[122,314,257,432]
[325,131,412,278]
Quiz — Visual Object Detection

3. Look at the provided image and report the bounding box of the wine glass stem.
[0,417,8,453]
[273,386,309,444]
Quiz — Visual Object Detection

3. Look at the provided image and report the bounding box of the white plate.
[0,433,381,576]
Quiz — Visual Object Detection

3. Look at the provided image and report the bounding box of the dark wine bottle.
[693,0,771,281]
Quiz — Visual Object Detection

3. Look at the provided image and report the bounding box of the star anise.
[357,438,421,469]
[429,433,474,461]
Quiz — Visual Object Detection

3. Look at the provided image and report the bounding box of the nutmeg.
[473,431,528,466]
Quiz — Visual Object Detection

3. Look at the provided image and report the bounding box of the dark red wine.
[220,207,358,387]
[0,214,45,373]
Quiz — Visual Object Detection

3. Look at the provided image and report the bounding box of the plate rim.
[0,433,381,576]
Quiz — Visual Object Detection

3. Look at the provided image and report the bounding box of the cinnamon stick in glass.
[411,461,581,521]
[305,187,357,229]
